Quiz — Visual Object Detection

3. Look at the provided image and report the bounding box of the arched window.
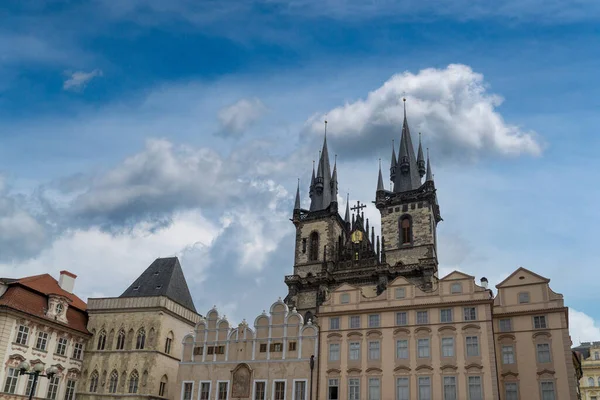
[159,375,168,397]
[97,330,106,350]
[309,232,319,261]
[128,370,139,394]
[116,329,126,350]
[89,371,99,393]
[400,216,411,244]
[136,328,146,350]
[588,377,594,386]
[165,331,174,354]
[108,370,119,393]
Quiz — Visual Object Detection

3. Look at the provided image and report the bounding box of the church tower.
[375,98,442,287]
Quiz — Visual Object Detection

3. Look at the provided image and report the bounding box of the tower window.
[309,232,319,261]
[400,216,412,244]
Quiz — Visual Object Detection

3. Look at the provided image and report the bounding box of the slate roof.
[120,257,197,313]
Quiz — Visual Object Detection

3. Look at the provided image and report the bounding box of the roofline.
[439,270,475,280]
[89,294,199,316]
[495,267,550,288]
[0,306,91,337]
[10,282,87,312]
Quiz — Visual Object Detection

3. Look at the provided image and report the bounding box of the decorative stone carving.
[231,363,252,398]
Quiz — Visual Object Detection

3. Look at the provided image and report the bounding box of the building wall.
[78,296,199,400]
[317,272,498,400]
[493,268,578,400]
[176,299,319,400]
[577,343,600,400]
[0,311,88,399]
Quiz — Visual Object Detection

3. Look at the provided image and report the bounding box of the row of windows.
[329,336,482,361]
[329,307,479,330]
[95,328,173,354]
[14,325,83,359]
[501,343,552,365]
[87,369,168,396]
[3,367,76,400]
[586,377,600,386]
[182,379,308,400]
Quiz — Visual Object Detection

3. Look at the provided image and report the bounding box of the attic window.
[519,276,525,280]
[155,285,162,289]
[133,286,140,291]
[153,271,159,276]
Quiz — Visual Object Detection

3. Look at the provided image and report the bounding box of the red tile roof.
[0,274,89,335]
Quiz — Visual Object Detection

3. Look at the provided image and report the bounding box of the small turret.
[390,140,397,182]
[377,159,385,192]
[293,179,301,211]
[426,148,433,182]
[417,133,426,178]
[344,193,350,225]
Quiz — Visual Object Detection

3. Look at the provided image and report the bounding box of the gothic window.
[165,331,174,354]
[108,370,119,393]
[97,330,106,350]
[128,370,139,393]
[136,328,146,350]
[400,216,412,244]
[159,375,168,397]
[309,232,319,261]
[116,329,126,350]
[89,371,99,393]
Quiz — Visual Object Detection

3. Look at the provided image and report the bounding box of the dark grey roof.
[120,257,197,313]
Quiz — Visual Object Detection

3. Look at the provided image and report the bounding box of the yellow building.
[573,342,600,400]
[176,299,318,400]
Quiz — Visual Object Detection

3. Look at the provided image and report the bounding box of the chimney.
[59,270,77,294]
[480,277,488,289]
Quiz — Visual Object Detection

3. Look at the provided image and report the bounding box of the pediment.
[347,368,362,374]
[366,367,382,374]
[438,326,457,333]
[440,364,458,371]
[388,276,412,286]
[416,365,434,371]
[332,283,359,293]
[394,365,411,372]
[394,328,411,335]
[496,267,550,288]
[440,271,474,281]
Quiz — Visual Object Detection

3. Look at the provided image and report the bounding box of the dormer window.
[155,285,162,290]
[56,303,64,314]
[153,271,159,276]
[133,286,140,291]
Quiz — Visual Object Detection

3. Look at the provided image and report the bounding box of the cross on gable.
[350,200,366,213]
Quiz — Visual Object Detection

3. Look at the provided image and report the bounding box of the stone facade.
[576,342,600,399]
[79,296,200,400]
[176,299,318,400]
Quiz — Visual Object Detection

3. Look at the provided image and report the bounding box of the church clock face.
[351,230,363,244]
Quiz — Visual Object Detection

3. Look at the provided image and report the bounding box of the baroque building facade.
[176,299,318,400]
[0,271,90,400]
[79,257,200,400]
[572,341,600,399]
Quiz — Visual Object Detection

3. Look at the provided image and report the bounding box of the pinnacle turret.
[377,159,385,191]
[426,148,433,182]
[417,132,426,178]
[344,193,350,224]
[390,140,397,183]
[294,179,301,210]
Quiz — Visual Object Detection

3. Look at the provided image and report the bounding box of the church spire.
[331,154,338,200]
[426,148,433,182]
[344,193,350,223]
[294,179,301,210]
[377,158,385,191]
[390,139,397,183]
[310,120,334,211]
[417,132,426,178]
[394,97,421,192]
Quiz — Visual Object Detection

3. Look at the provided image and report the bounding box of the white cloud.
[570,309,600,345]
[310,64,542,161]
[216,97,267,137]
[63,69,103,92]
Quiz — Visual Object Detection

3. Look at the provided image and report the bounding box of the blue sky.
[1,0,599,341]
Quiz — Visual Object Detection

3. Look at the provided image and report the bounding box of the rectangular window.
[47,376,60,400]
[182,382,193,400]
[468,376,482,400]
[416,311,428,324]
[537,343,551,363]
[350,316,361,329]
[274,381,285,400]
[72,342,83,359]
[418,377,431,400]
[442,337,454,357]
[395,287,406,299]
[349,342,360,360]
[218,381,229,400]
[464,307,477,321]
[397,377,409,400]
[15,325,29,345]
[194,346,204,356]
[56,337,68,356]
[418,338,430,358]
[289,341,297,351]
[36,331,49,350]
[534,315,547,329]
[368,314,380,328]
[328,378,339,400]
[64,379,76,400]
[207,346,215,355]
[466,336,479,357]
[159,381,167,397]
[349,378,360,400]
[440,308,453,323]
[396,339,409,359]
[270,343,283,352]
[502,345,515,364]
[340,293,350,304]
[26,374,37,397]
[330,317,340,330]
[443,376,457,400]
[499,319,512,332]
[259,343,267,352]
[201,382,211,400]
[368,341,380,360]
[396,312,408,326]
[3,367,19,394]
[294,381,306,400]
[505,383,518,400]
[368,378,380,400]
[519,292,530,303]
[329,343,340,361]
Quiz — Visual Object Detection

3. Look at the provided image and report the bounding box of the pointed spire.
[331,154,338,199]
[294,179,301,210]
[309,160,317,211]
[394,96,421,192]
[344,193,350,223]
[390,139,397,182]
[377,158,385,191]
[426,148,433,182]
[371,226,375,247]
[417,132,426,178]
[365,218,370,237]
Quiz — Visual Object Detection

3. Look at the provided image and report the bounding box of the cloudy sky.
[1,1,599,342]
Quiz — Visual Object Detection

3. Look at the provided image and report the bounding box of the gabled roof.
[495,267,550,288]
[120,257,197,313]
[14,274,87,311]
[440,271,475,281]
